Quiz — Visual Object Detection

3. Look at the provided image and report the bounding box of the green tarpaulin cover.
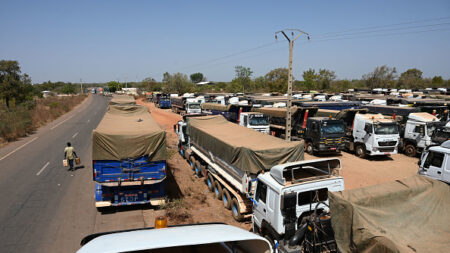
[92,105,166,161]
[109,94,136,105]
[186,115,304,174]
[329,175,450,253]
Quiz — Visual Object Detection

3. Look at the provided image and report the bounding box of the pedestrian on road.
[64,142,78,171]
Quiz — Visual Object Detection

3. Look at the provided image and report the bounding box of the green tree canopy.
[162,72,193,94]
[233,66,253,93]
[265,68,289,93]
[302,68,319,90]
[61,83,76,94]
[362,65,397,89]
[317,69,336,90]
[107,81,122,93]
[0,60,34,107]
[398,68,423,89]
[431,76,444,85]
[190,72,205,83]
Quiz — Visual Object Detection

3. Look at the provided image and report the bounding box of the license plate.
[384,152,390,155]
[120,194,138,203]
[330,148,336,150]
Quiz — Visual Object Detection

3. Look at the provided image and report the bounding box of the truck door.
[422,151,445,181]
[413,125,425,147]
[253,181,268,226]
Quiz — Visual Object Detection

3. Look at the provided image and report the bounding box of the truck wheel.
[183,150,189,160]
[189,156,196,170]
[194,160,202,177]
[264,234,275,250]
[355,145,366,159]
[231,198,244,221]
[207,173,215,192]
[214,182,223,200]
[222,189,232,210]
[200,164,207,178]
[306,142,314,155]
[404,144,417,157]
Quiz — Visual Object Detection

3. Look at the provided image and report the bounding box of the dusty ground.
[137,99,419,230]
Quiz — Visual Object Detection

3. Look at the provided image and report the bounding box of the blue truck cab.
[92,103,166,210]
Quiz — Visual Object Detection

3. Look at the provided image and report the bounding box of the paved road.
[0,95,111,252]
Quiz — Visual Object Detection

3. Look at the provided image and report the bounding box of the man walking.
[64,142,77,171]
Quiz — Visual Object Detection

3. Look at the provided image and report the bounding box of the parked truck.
[324,109,400,158]
[155,93,171,109]
[362,105,445,156]
[92,105,166,210]
[174,115,305,221]
[171,96,202,115]
[254,107,346,154]
[418,140,450,184]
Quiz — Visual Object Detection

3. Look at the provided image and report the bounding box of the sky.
[1,0,450,84]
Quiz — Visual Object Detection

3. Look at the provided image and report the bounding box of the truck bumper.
[95,182,165,207]
[368,148,397,156]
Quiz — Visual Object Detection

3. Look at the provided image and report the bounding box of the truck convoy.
[254,107,346,154]
[363,105,445,156]
[92,104,166,209]
[175,115,306,221]
[170,96,202,115]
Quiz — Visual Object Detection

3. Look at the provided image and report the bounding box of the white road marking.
[87,119,90,123]
[72,132,79,139]
[0,137,38,161]
[51,114,75,130]
[36,162,50,176]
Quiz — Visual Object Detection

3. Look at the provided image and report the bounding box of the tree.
[317,69,336,90]
[162,72,193,94]
[431,76,444,85]
[302,68,319,90]
[398,68,423,89]
[190,73,205,83]
[61,83,76,94]
[107,81,122,93]
[233,66,253,93]
[0,60,34,108]
[265,68,289,93]
[362,65,397,89]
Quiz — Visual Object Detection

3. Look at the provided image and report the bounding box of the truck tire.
[231,198,244,221]
[207,173,215,192]
[183,149,189,160]
[189,156,196,170]
[194,160,202,177]
[200,164,207,178]
[214,182,223,200]
[355,144,366,159]
[222,188,232,210]
[306,142,314,155]
[404,144,417,157]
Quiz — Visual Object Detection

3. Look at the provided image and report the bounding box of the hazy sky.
[1,0,450,83]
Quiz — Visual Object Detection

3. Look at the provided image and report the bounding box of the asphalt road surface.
[0,95,113,252]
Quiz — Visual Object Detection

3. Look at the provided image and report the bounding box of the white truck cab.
[239,112,270,134]
[353,113,400,157]
[185,98,202,115]
[252,159,344,251]
[403,112,442,156]
[418,140,450,184]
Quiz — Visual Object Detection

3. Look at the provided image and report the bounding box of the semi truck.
[201,102,252,122]
[174,115,305,221]
[155,93,171,109]
[362,105,444,156]
[321,109,400,158]
[170,96,202,115]
[418,140,450,184]
[254,107,346,154]
[92,105,166,210]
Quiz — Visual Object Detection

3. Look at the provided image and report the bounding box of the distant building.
[42,90,53,98]
[196,81,214,86]
[121,87,138,95]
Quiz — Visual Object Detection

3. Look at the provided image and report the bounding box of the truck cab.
[403,112,444,156]
[352,113,400,158]
[252,159,344,252]
[418,140,450,184]
[304,117,345,155]
[239,112,270,134]
[185,102,202,115]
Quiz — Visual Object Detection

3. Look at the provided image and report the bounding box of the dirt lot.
[137,99,419,230]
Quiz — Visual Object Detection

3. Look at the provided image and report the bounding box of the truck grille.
[378,141,396,146]
[379,148,395,152]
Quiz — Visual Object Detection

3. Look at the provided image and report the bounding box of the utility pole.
[80,78,83,94]
[275,29,310,141]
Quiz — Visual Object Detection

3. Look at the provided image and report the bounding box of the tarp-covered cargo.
[329,175,450,253]
[109,94,136,105]
[186,115,304,174]
[92,105,165,161]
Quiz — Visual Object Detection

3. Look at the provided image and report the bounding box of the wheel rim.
[195,166,199,174]
[207,178,212,188]
[214,186,219,196]
[307,145,312,153]
[223,194,228,206]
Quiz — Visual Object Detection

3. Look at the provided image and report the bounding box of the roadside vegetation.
[0,60,87,145]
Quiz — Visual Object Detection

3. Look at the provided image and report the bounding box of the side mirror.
[173,124,177,133]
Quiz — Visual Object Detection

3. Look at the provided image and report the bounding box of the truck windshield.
[249,116,269,126]
[321,122,345,134]
[374,123,399,135]
[427,122,444,137]
[189,104,201,110]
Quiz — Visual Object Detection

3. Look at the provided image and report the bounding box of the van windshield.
[374,123,399,135]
